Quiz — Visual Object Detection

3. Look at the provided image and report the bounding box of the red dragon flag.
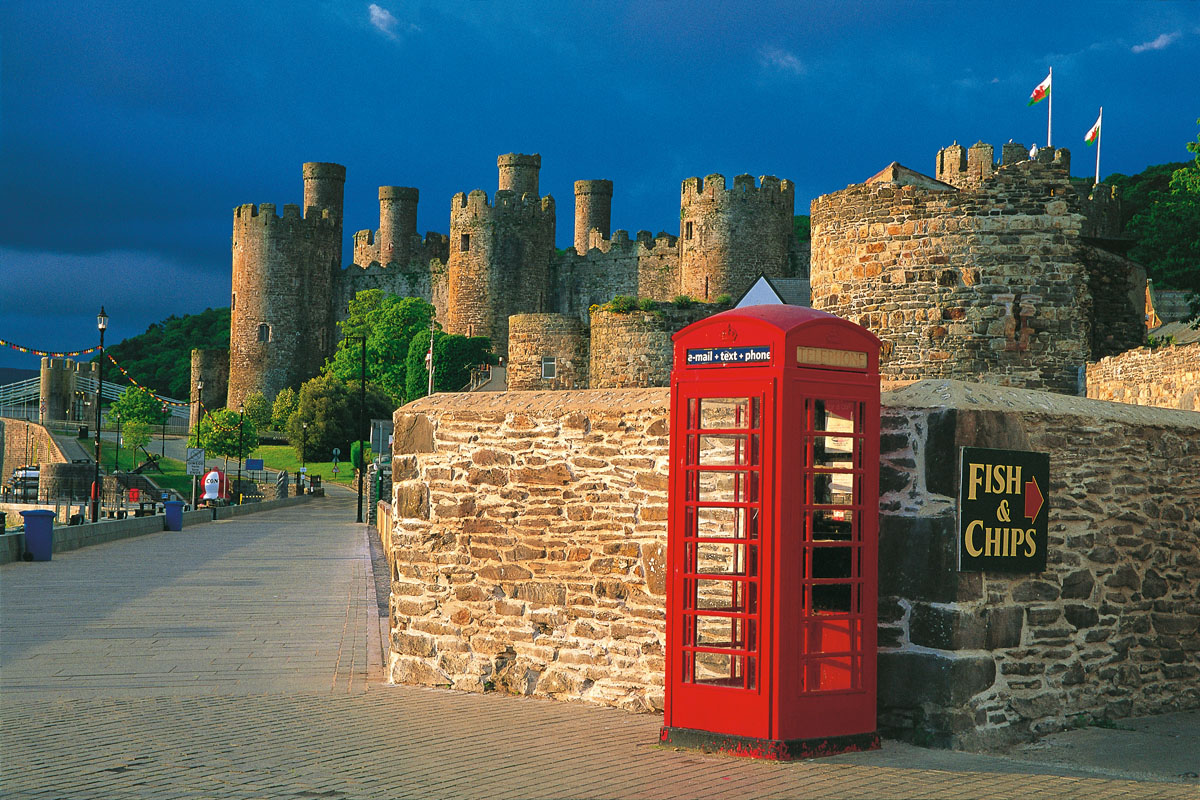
[1085,110,1102,145]
[1027,71,1051,106]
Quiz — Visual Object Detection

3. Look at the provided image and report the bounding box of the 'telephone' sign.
[958,446,1049,572]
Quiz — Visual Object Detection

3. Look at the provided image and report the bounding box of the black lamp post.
[236,403,244,506]
[91,306,107,522]
[300,422,308,496]
[191,378,203,509]
[161,402,168,459]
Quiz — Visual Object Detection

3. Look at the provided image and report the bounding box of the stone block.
[513,583,567,605]
[642,542,667,595]
[924,409,957,496]
[514,463,572,485]
[909,604,986,650]
[878,651,996,709]
[879,513,979,603]
[1064,605,1099,629]
[394,413,435,454]
[1060,569,1094,600]
[393,482,428,519]
[984,606,1024,649]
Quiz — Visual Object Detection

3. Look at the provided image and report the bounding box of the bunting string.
[104,353,190,408]
[0,338,101,358]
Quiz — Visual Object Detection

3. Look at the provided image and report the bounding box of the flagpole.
[426,317,435,396]
[1094,106,1103,186]
[1047,66,1053,147]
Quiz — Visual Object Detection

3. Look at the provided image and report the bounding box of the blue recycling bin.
[163,500,185,532]
[21,509,55,561]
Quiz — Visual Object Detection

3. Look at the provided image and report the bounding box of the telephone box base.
[659,726,880,761]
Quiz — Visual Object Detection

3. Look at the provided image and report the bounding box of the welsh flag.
[1027,71,1051,106]
[1084,112,1101,146]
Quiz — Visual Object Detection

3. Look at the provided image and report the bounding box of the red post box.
[661,305,881,759]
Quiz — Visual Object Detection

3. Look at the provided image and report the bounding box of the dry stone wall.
[507,314,590,390]
[1086,343,1199,411]
[387,390,671,712]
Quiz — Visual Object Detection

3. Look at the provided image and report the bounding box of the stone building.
[810,143,1146,395]
[225,155,801,406]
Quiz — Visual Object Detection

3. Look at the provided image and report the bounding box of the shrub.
[671,295,695,309]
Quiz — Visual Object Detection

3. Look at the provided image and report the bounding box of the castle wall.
[810,154,1092,395]
[507,314,589,390]
[552,230,681,320]
[1081,245,1146,359]
[679,174,795,301]
[588,306,709,389]
[0,419,66,482]
[190,349,230,427]
[1086,343,1199,411]
[38,461,94,502]
[228,162,343,407]
[384,382,1200,745]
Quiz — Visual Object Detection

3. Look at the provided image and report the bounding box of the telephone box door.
[667,381,774,738]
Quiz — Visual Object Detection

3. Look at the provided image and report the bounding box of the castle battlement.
[681,173,795,206]
[233,202,337,229]
[936,140,1072,189]
[451,189,555,217]
[580,228,679,257]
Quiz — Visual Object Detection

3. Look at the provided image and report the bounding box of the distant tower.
[573,179,613,253]
[678,174,795,301]
[228,162,344,408]
[190,349,230,428]
[377,186,420,265]
[446,153,556,355]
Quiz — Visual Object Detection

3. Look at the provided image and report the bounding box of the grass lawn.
[98,443,193,496]
[250,444,366,488]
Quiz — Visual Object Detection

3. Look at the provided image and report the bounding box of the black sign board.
[958,446,1049,572]
[685,346,772,366]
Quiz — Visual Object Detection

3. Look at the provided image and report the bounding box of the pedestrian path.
[1,494,1196,799]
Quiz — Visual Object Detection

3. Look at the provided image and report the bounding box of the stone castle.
[222,140,1153,409]
[225,155,802,408]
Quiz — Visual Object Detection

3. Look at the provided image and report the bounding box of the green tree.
[194,408,258,468]
[324,290,435,404]
[1127,119,1200,315]
[99,307,230,400]
[271,387,298,430]
[286,374,394,463]
[242,391,273,430]
[122,420,153,456]
[110,386,171,426]
[404,330,496,401]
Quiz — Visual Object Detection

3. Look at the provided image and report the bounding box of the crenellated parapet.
[935,140,1072,189]
[679,172,796,301]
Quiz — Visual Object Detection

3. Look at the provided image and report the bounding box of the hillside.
[98,307,230,400]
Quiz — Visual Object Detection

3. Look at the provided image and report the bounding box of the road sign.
[186,447,206,476]
[958,447,1049,572]
[332,447,341,457]
[245,458,264,471]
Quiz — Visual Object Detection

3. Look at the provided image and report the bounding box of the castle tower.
[228,163,344,408]
[378,186,419,265]
[39,357,73,423]
[678,173,795,301]
[447,154,555,356]
[190,349,230,428]
[573,179,613,253]
[497,153,541,197]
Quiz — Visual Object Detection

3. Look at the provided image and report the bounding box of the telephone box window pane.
[694,652,742,685]
[698,434,758,466]
[693,542,753,576]
[810,617,857,655]
[696,615,747,648]
[808,657,855,691]
[695,579,755,612]
[697,470,756,505]
[813,399,858,434]
[697,506,756,539]
[812,510,854,541]
[699,397,757,430]
[812,472,855,506]
[814,435,857,469]
[812,583,855,613]
[811,546,852,580]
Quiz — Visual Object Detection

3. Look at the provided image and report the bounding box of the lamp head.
[97,307,108,331]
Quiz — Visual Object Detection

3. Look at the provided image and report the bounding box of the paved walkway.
[1,494,1196,799]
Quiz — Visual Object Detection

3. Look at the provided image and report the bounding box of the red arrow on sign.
[1025,476,1044,522]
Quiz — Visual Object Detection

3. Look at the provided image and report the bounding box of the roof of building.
[864,162,955,191]
[1150,320,1200,345]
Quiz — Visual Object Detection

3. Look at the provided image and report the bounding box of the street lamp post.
[161,402,168,459]
[91,307,108,523]
[236,404,244,506]
[191,378,203,509]
[300,422,308,496]
[356,335,366,524]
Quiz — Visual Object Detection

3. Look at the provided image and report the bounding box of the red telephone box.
[661,304,881,759]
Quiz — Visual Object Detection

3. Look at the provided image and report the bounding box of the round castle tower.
[446,153,556,356]
[190,348,231,428]
[809,143,1096,394]
[678,174,795,301]
[589,305,712,389]
[507,313,589,390]
[573,179,613,253]
[228,162,345,408]
[377,186,419,265]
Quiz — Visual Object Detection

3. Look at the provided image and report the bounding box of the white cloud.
[1131,32,1180,53]
[758,46,806,76]
[369,4,400,39]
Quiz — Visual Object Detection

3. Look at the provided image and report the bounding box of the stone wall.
[386,382,1200,748]
[875,381,1200,749]
[387,390,671,712]
[190,349,229,426]
[1086,343,1199,411]
[0,419,66,483]
[588,306,710,389]
[1080,245,1146,359]
[507,314,589,390]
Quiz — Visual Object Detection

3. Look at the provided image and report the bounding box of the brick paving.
[2,493,1196,799]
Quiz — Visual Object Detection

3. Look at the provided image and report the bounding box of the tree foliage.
[193,408,258,462]
[121,421,153,455]
[404,330,496,402]
[271,387,298,430]
[99,307,230,400]
[324,290,435,404]
[241,391,273,430]
[110,386,171,426]
[1126,119,1200,314]
[285,374,394,463]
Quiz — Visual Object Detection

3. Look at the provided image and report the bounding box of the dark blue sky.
[2,0,1198,375]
